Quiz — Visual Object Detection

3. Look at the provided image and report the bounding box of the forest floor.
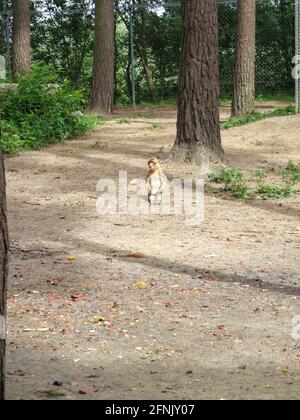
[5,104,300,400]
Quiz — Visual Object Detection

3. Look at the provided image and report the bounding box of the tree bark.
[0,150,9,401]
[12,0,31,79]
[172,0,223,166]
[89,0,115,115]
[232,0,256,117]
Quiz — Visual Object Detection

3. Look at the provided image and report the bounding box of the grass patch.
[37,390,66,399]
[150,123,167,129]
[220,93,294,107]
[283,161,300,185]
[116,118,131,124]
[221,105,295,130]
[209,161,300,200]
[138,99,177,108]
[255,93,295,103]
[209,167,252,199]
[256,184,295,200]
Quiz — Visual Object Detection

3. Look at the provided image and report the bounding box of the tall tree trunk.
[172,0,223,166]
[89,0,115,115]
[138,0,156,102]
[0,150,9,401]
[126,28,133,102]
[232,0,256,117]
[12,0,31,79]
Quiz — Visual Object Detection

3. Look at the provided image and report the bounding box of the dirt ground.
[5,104,300,400]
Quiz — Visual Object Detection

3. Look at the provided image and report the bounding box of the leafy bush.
[0,65,99,155]
[209,167,252,198]
[209,162,300,200]
[256,184,295,200]
[282,161,300,186]
[0,121,25,156]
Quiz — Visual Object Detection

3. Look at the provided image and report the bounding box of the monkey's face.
[148,162,156,171]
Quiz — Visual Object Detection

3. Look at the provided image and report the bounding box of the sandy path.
[5,108,300,400]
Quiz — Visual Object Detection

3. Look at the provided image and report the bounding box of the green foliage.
[0,65,99,155]
[31,0,94,91]
[37,390,66,399]
[0,121,26,156]
[256,184,295,200]
[209,162,300,201]
[282,161,300,185]
[254,164,299,199]
[138,99,177,108]
[209,168,252,199]
[209,167,243,188]
[15,0,295,104]
[116,118,131,124]
[255,93,295,103]
[150,123,166,129]
[221,106,295,130]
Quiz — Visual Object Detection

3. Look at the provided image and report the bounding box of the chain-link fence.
[0,0,297,106]
[116,0,296,105]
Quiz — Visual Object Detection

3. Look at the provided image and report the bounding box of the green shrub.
[0,64,99,155]
[256,184,295,200]
[209,162,300,201]
[0,121,25,156]
[282,161,300,186]
[208,167,252,198]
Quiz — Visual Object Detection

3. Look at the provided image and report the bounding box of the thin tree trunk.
[89,0,115,115]
[138,0,156,102]
[172,0,223,166]
[12,0,31,79]
[126,29,133,102]
[232,0,256,117]
[116,3,133,102]
[0,150,9,401]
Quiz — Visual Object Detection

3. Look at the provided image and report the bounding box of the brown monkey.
[146,157,167,205]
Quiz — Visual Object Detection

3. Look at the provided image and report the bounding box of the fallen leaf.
[124,253,146,259]
[71,294,86,302]
[134,281,146,288]
[87,316,106,325]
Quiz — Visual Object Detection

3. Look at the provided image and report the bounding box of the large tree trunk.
[172,0,223,166]
[89,0,115,115]
[232,0,256,117]
[12,0,31,79]
[0,151,9,401]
